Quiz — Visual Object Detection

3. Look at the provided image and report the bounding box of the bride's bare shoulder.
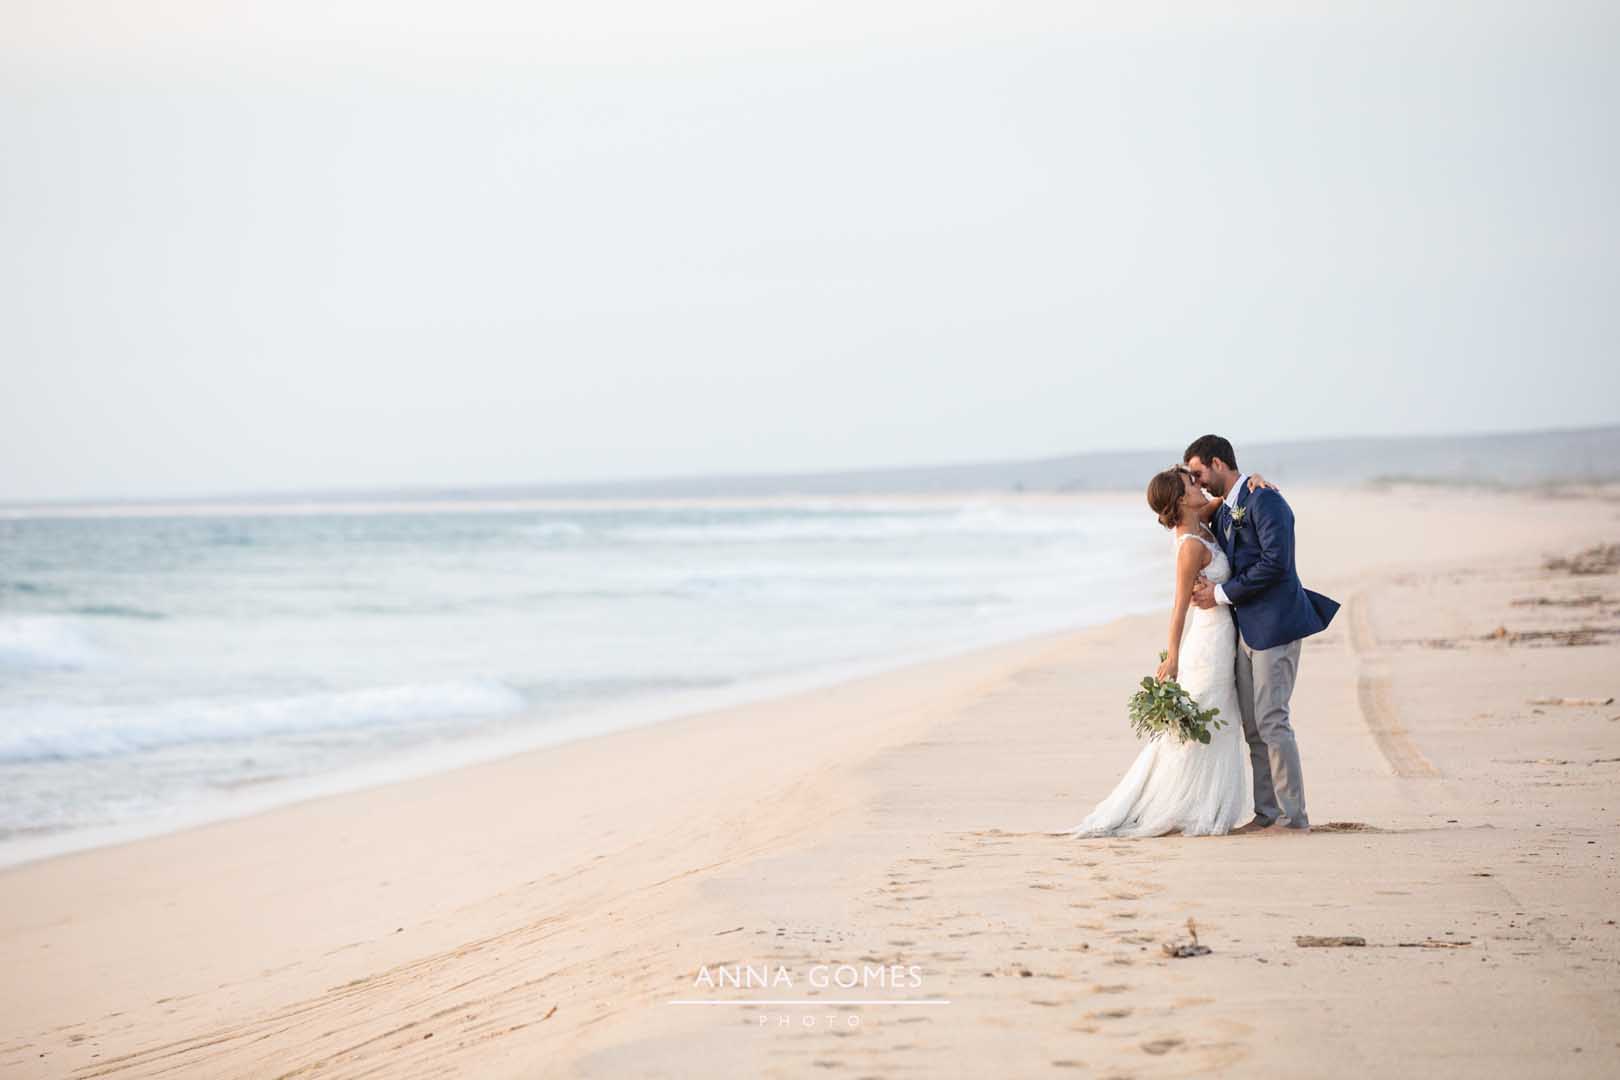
[1174,532,1212,569]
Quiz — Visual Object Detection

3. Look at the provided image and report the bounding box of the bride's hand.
[1247,473,1279,493]
[1156,654,1178,682]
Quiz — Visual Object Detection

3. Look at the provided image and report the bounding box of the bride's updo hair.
[1146,466,1190,530]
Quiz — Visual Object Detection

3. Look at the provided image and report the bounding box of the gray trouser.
[1234,633,1308,828]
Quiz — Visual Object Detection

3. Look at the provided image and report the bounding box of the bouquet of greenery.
[1128,651,1225,744]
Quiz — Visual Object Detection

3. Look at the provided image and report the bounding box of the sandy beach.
[2,486,1617,1078]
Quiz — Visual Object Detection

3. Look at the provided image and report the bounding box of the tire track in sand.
[1347,591,1440,779]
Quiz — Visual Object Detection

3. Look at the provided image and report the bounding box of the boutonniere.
[1229,505,1248,529]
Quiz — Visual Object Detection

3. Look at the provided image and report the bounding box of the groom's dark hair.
[1183,434,1238,472]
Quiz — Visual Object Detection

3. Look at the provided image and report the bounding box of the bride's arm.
[1159,540,1207,681]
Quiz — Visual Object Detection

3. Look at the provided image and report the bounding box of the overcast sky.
[3,1,1616,501]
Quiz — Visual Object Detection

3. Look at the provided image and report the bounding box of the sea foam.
[0,680,528,763]
[0,617,107,673]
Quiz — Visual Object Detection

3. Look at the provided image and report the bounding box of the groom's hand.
[1190,579,1218,609]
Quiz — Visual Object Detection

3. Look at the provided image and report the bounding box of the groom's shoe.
[1232,818,1276,835]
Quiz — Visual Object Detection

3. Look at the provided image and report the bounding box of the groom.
[1184,435,1339,834]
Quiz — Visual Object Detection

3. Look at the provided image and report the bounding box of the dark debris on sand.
[1544,543,1620,576]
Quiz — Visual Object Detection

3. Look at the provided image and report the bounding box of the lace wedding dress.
[1066,531,1252,837]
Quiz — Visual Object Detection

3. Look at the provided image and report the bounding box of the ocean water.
[0,498,1164,864]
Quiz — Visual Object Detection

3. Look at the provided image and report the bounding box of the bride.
[1064,466,1269,838]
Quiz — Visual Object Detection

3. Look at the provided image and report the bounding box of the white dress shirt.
[1213,474,1246,607]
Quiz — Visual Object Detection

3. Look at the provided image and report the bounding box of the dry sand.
[2,486,1617,1078]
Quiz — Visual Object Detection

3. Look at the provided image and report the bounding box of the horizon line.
[3,419,1616,511]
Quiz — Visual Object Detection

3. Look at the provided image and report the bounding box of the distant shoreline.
[4,480,1617,523]
[5,422,1616,512]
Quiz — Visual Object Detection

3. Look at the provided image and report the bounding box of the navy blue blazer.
[1216,484,1339,651]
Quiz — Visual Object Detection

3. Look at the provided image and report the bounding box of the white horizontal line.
[668,1000,952,1006]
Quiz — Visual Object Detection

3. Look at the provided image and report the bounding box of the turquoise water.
[0,498,1163,861]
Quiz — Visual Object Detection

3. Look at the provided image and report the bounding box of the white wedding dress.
[1066,531,1253,837]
